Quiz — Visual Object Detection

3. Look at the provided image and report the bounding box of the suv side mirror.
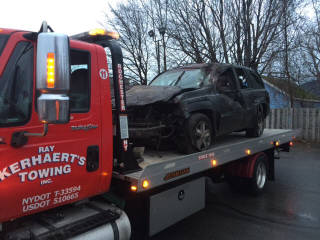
[36,33,70,124]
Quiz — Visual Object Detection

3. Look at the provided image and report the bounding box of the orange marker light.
[289,141,293,147]
[245,149,251,155]
[275,141,280,147]
[211,159,218,167]
[142,180,150,189]
[102,172,108,176]
[47,52,55,88]
[106,31,120,40]
[131,185,137,192]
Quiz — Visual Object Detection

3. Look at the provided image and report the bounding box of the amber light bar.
[47,52,55,88]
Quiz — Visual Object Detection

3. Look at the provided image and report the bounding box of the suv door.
[235,67,269,128]
[215,68,245,134]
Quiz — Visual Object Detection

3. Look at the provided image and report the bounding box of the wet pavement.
[151,142,320,240]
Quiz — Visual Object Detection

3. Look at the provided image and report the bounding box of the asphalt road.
[151,142,320,240]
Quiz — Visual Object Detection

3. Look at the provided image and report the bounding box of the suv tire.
[178,113,213,154]
[246,106,264,137]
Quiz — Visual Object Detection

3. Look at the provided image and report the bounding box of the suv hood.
[126,85,184,107]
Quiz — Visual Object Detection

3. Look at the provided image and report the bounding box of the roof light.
[142,180,150,189]
[245,149,251,155]
[89,28,106,36]
[211,159,218,167]
[106,31,120,40]
[47,52,55,88]
[88,28,120,39]
[131,185,137,192]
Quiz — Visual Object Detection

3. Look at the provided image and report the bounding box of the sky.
[0,0,119,35]
[1,0,315,36]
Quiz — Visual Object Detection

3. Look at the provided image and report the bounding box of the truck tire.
[249,154,268,195]
[178,113,213,154]
[246,106,264,137]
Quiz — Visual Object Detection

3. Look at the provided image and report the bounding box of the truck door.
[0,36,104,222]
[215,68,245,134]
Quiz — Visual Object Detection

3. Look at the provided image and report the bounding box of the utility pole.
[159,26,167,72]
[283,0,294,108]
[148,30,161,74]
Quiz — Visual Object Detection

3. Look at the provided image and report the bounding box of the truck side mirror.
[36,32,70,124]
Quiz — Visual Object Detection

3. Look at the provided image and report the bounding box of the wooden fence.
[265,108,320,142]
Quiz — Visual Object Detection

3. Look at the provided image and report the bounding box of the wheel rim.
[193,121,211,151]
[256,162,267,189]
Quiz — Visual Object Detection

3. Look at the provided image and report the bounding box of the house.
[301,80,320,98]
[263,77,320,109]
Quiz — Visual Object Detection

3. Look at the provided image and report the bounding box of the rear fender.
[225,152,268,178]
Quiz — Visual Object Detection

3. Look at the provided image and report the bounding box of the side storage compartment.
[149,177,205,236]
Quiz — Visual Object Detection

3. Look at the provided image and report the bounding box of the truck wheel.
[246,106,264,137]
[249,154,268,195]
[180,113,213,153]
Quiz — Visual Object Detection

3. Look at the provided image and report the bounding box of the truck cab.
[0,26,132,223]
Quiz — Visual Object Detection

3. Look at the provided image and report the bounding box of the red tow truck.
[0,22,298,239]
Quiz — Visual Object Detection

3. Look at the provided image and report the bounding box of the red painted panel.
[0,37,113,222]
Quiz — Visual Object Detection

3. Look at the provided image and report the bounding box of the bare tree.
[107,0,152,85]
[303,0,320,83]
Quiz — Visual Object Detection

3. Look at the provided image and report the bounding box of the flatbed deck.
[113,129,299,192]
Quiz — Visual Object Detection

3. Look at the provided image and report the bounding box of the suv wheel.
[178,113,213,153]
[246,106,264,137]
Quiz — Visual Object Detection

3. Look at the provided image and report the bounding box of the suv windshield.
[0,41,34,127]
[0,35,9,56]
[150,68,210,89]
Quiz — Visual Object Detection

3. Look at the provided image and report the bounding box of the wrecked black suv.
[126,63,270,153]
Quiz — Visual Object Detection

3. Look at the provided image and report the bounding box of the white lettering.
[61,153,69,162]
[20,158,31,170]
[78,157,86,166]
[38,147,44,154]
[0,167,11,181]
[43,153,52,163]
[52,153,60,162]
[28,171,38,181]
[38,168,50,179]
[63,165,71,174]
[54,166,63,175]
[70,154,78,163]
[18,172,28,182]
[9,162,20,174]
[31,155,42,166]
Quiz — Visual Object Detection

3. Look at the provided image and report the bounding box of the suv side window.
[70,50,90,113]
[235,68,250,89]
[216,69,237,92]
[245,70,264,89]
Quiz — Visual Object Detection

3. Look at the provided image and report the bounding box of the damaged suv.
[126,63,270,153]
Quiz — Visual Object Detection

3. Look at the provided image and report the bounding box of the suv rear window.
[0,34,9,56]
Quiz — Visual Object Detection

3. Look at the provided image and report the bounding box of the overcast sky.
[1,0,118,35]
[1,0,315,36]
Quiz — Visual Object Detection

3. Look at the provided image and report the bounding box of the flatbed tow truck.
[0,22,298,239]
